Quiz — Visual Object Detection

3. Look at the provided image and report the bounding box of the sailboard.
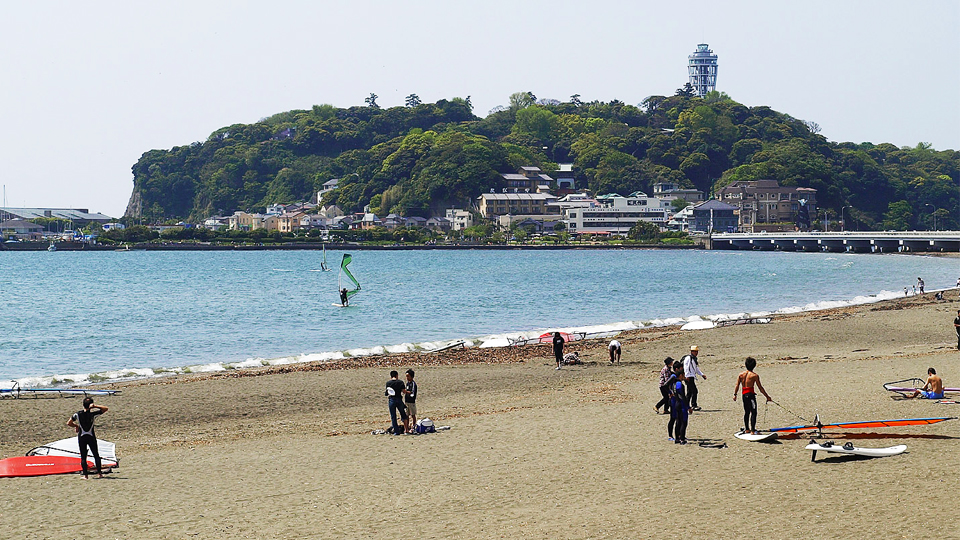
[770,416,955,434]
[537,332,584,344]
[734,430,778,442]
[27,438,119,468]
[883,378,960,396]
[0,456,85,478]
[337,253,361,305]
[805,441,906,462]
[681,320,715,331]
[1,382,120,399]
[320,244,331,272]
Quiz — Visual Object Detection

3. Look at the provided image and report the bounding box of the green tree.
[881,200,913,231]
[627,220,661,242]
[405,94,421,107]
[365,93,379,108]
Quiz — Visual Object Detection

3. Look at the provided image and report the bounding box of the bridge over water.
[708,231,960,253]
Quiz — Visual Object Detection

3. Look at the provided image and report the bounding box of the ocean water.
[1,249,957,385]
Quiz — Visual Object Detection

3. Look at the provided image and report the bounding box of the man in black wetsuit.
[954,310,960,350]
[385,371,408,435]
[340,288,349,307]
[66,397,109,479]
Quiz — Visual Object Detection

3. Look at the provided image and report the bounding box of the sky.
[1,0,957,219]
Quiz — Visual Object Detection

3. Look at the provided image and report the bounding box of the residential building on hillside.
[562,192,670,236]
[501,166,554,191]
[317,178,340,202]
[554,164,577,192]
[404,216,427,228]
[300,214,329,230]
[276,211,306,233]
[445,208,474,231]
[382,214,404,230]
[228,211,266,231]
[716,179,817,232]
[202,217,229,230]
[360,213,382,230]
[653,182,704,205]
[318,205,344,219]
[477,192,559,218]
[425,216,452,232]
[691,200,738,233]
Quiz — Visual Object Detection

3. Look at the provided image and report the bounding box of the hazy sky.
[2,1,957,218]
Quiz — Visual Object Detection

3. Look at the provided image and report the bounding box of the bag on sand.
[415,418,436,434]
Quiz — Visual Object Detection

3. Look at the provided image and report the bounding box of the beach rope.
[770,400,810,423]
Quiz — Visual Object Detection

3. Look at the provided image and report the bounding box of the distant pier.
[707,231,960,253]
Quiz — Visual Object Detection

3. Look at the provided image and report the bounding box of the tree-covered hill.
[126,90,959,231]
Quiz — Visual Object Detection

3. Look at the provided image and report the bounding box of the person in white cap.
[682,345,706,411]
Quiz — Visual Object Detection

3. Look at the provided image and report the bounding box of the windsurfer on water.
[340,287,349,307]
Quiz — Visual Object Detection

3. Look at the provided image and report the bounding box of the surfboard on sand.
[734,431,778,442]
[805,441,906,462]
[0,456,85,477]
[680,320,715,331]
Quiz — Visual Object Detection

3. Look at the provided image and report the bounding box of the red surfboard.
[0,456,85,477]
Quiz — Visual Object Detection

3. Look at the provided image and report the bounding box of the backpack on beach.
[415,418,436,434]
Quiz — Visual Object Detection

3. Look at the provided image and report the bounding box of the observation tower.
[688,44,718,97]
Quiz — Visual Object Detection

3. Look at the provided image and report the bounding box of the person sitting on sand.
[733,357,772,434]
[655,357,674,415]
[909,367,944,399]
[66,397,108,479]
[668,363,688,445]
[608,340,621,364]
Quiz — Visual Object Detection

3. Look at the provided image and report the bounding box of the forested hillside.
[126,90,958,231]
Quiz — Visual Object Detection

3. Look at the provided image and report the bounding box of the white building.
[445,208,474,231]
[563,192,670,236]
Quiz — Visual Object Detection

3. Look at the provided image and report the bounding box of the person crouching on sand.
[733,357,772,434]
[66,397,108,479]
[909,367,944,400]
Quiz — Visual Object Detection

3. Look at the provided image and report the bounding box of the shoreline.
[8,284,956,387]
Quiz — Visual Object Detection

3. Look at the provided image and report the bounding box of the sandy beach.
[2,291,959,540]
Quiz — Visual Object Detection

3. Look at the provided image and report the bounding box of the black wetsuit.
[955,315,960,349]
[72,408,104,475]
[385,378,407,435]
[668,379,688,443]
[552,335,565,365]
[742,390,758,433]
[340,289,349,306]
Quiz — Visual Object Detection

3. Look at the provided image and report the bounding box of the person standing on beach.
[608,339,622,364]
[733,357,772,434]
[682,345,706,411]
[385,371,408,436]
[668,362,688,444]
[403,369,418,433]
[954,310,960,350]
[66,397,108,479]
[908,367,944,399]
[918,277,924,295]
[552,332,565,370]
[655,357,674,414]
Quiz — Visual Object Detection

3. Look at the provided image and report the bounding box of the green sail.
[339,254,361,298]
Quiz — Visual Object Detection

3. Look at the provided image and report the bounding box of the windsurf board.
[734,431,778,442]
[805,441,906,462]
[681,320,715,331]
[0,456,84,477]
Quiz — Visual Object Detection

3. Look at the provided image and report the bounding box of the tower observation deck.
[688,44,718,97]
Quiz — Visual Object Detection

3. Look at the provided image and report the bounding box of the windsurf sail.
[883,378,960,395]
[338,254,361,299]
[770,416,955,433]
[320,244,330,272]
[27,437,119,467]
[537,332,583,344]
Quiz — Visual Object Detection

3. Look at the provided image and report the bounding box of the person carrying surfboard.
[66,397,108,479]
[733,357,772,434]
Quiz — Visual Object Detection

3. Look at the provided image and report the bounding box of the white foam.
[11,288,916,388]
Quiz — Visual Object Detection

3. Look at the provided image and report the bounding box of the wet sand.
[2,292,959,539]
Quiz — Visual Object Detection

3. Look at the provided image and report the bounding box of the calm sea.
[1,249,956,384]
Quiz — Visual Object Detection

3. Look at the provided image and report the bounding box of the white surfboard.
[681,320,715,331]
[805,441,906,461]
[734,431,778,442]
